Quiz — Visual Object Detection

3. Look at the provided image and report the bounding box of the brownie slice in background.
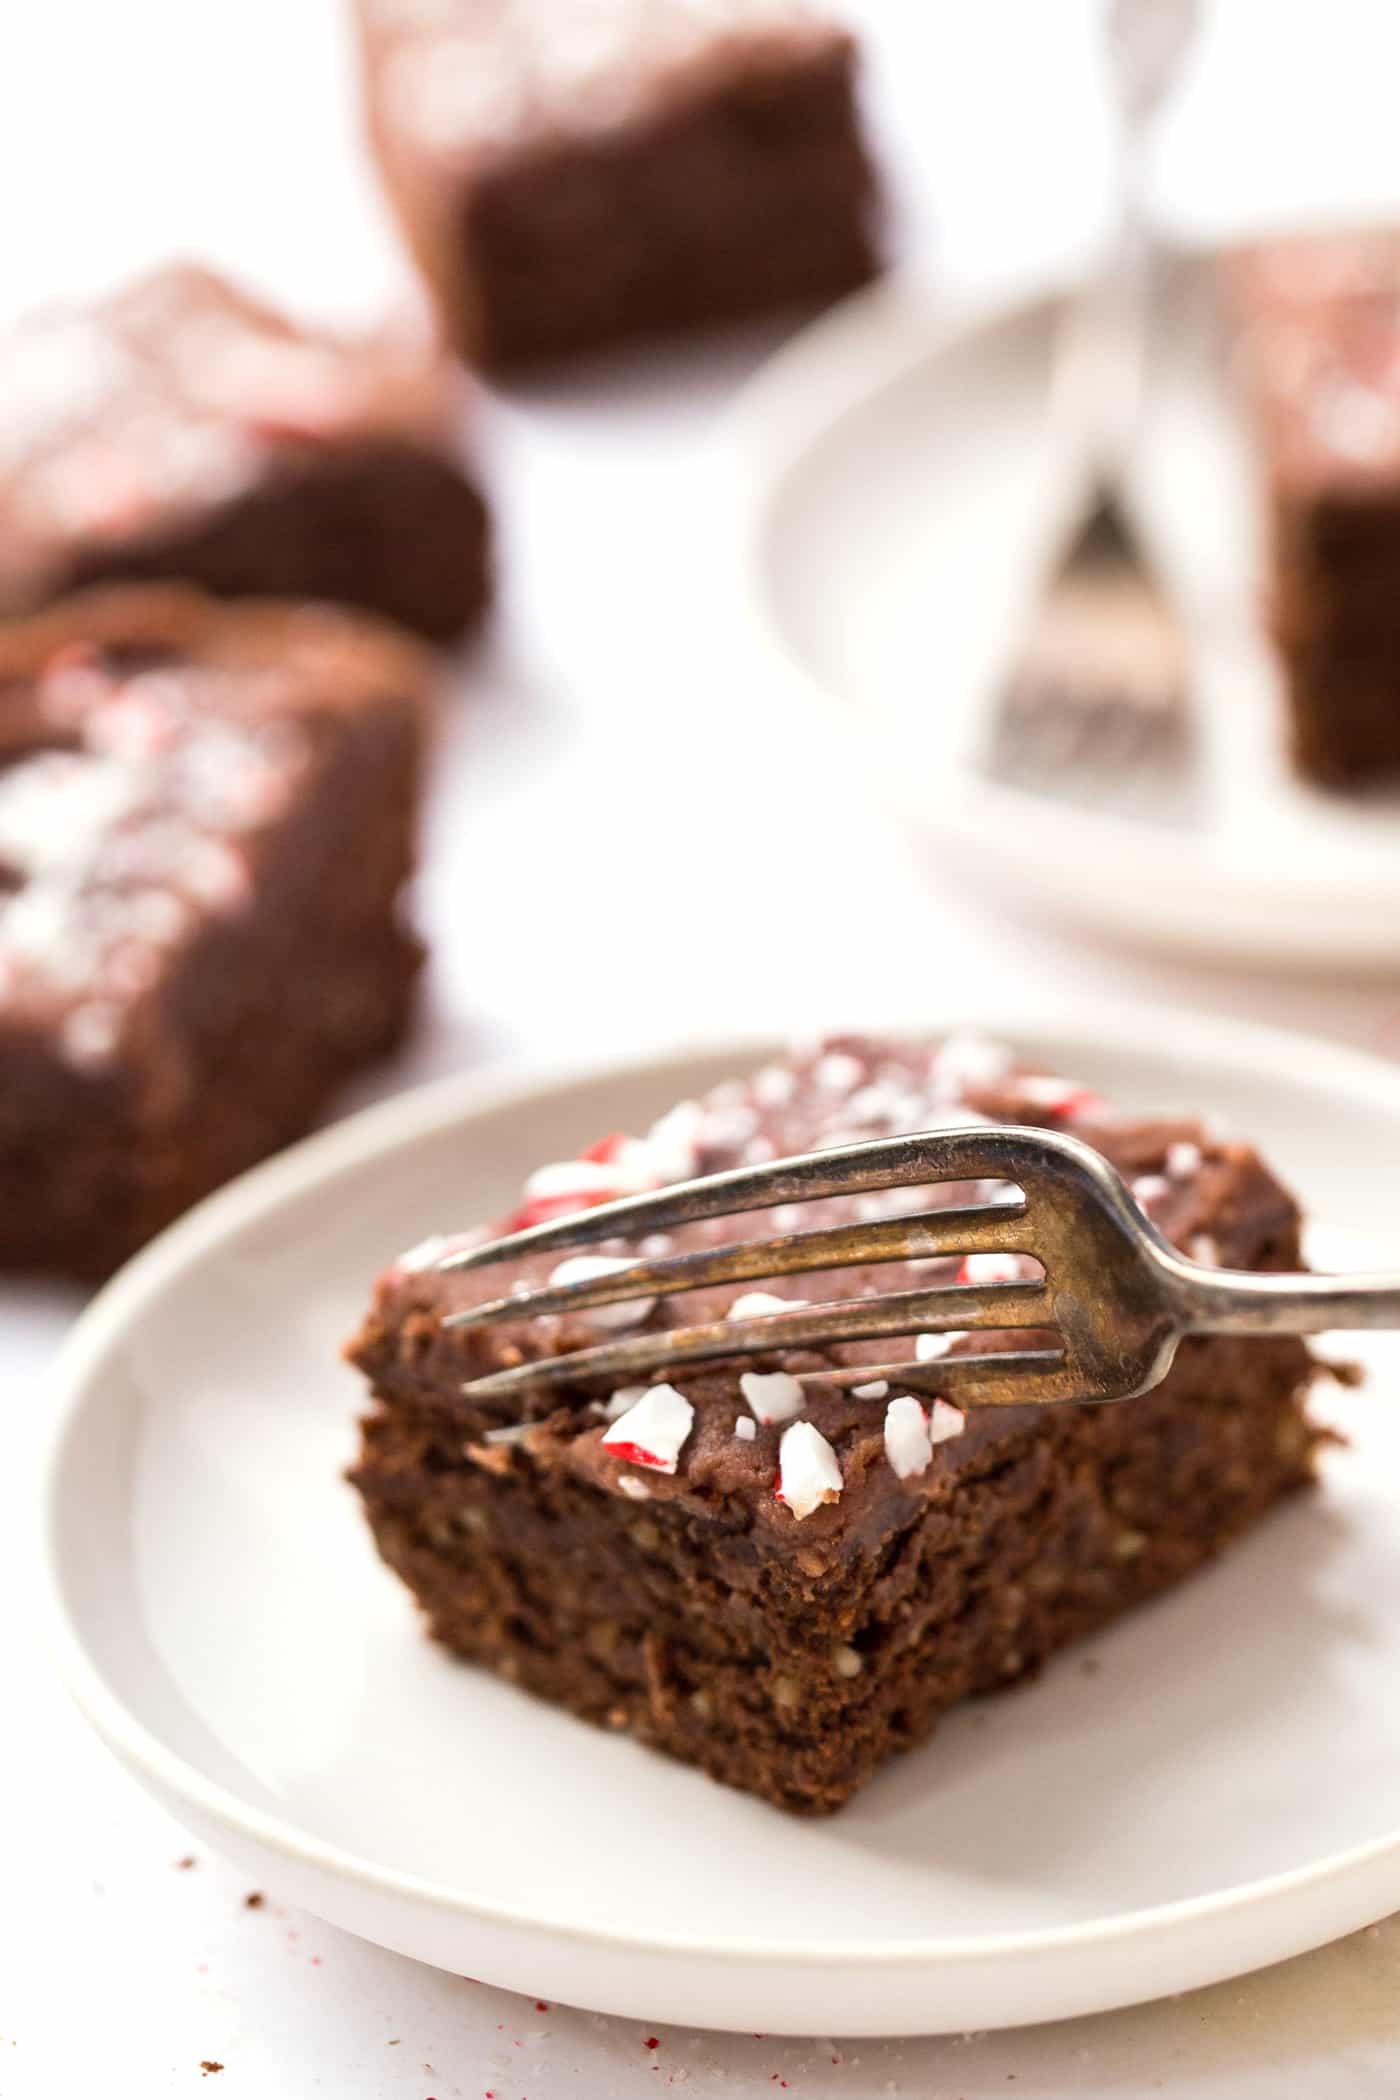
[0,265,490,644]
[1231,227,1400,786]
[355,0,881,373]
[348,1034,1322,1815]
[0,585,433,1279]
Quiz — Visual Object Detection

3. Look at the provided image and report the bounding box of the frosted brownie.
[0,586,431,1277]
[356,0,880,372]
[1232,227,1400,785]
[348,1035,1321,1814]
[0,265,490,644]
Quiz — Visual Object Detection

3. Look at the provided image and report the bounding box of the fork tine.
[443,1201,1029,1332]
[806,1349,1076,1405]
[458,1279,1053,1402]
[439,1128,1033,1277]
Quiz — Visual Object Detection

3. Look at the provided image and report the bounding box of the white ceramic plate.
[37,1007,1400,2036]
[728,269,1400,970]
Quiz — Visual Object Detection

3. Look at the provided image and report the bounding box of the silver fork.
[988,0,1200,823]
[442,1124,1399,1411]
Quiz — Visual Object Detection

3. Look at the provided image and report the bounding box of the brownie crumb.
[243,1892,265,1910]
[175,1857,197,1871]
[199,2065,223,2077]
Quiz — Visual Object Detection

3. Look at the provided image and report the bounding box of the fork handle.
[1175,1261,1400,1337]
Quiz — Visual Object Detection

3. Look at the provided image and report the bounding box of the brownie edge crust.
[347,1036,1322,1815]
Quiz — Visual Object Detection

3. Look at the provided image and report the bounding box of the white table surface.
[9,1,1400,2092]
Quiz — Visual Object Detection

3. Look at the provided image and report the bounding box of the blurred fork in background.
[988,0,1202,825]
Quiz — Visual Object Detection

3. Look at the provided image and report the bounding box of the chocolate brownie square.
[356,0,881,372]
[0,265,490,644]
[347,1034,1321,1814]
[1231,227,1400,785]
[0,585,432,1278]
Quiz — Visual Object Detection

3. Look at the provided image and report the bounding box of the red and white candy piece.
[1017,1075,1106,1118]
[727,1291,808,1321]
[957,1251,1026,1286]
[884,1395,965,1482]
[601,1382,694,1474]
[739,1370,806,1426]
[776,1420,843,1519]
[548,1253,655,1330]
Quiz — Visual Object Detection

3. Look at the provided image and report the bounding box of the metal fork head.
[444,1124,1184,1412]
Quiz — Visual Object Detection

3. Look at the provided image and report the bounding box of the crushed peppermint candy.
[482,1421,534,1448]
[740,1370,806,1425]
[752,1064,796,1107]
[1167,1141,1203,1179]
[734,1416,757,1442]
[776,1420,844,1519]
[603,1384,648,1420]
[644,1099,704,1182]
[1190,1234,1222,1267]
[852,1378,889,1400]
[883,1396,934,1480]
[601,1382,694,1473]
[929,1397,965,1444]
[617,1475,652,1501]
[928,1032,1014,1099]
[728,1291,808,1321]
[1017,1075,1105,1117]
[915,1330,966,1361]
[1131,1174,1170,1208]
[548,1253,655,1329]
[958,1251,1028,1285]
[814,1049,864,1095]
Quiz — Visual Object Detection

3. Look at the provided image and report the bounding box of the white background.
[9,0,1400,2092]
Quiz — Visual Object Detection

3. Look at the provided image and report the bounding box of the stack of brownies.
[0,0,881,1279]
[1232,228,1400,787]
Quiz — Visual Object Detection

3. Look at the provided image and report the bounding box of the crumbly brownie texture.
[0,265,490,644]
[0,586,432,1278]
[1231,228,1400,785]
[356,0,880,372]
[348,1034,1322,1816]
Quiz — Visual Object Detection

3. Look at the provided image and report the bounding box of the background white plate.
[730,268,1400,971]
[37,1007,1400,2037]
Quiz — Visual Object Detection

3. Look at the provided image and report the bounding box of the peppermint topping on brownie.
[733,1416,756,1441]
[1132,1174,1169,1208]
[852,1378,888,1400]
[603,1383,647,1419]
[548,1252,655,1328]
[958,1252,1029,1285]
[883,1396,934,1479]
[814,1049,864,1095]
[915,1330,964,1360]
[1017,1074,1105,1116]
[1167,1141,1203,1178]
[929,1397,965,1444]
[0,651,305,1048]
[776,1419,843,1518]
[928,1031,1014,1098]
[601,1382,694,1472]
[728,1291,808,1320]
[740,1370,806,1425]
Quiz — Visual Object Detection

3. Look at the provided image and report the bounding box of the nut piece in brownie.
[347,1034,1322,1816]
[355,0,881,373]
[0,265,490,644]
[0,586,432,1278]
[1231,226,1400,786]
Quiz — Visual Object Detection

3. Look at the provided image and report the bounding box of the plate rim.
[36,1001,1400,1977]
[723,267,1400,969]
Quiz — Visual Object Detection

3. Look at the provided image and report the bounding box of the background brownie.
[1231,227,1400,785]
[0,265,490,644]
[0,585,433,1278]
[356,0,881,373]
[348,1034,1321,1815]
